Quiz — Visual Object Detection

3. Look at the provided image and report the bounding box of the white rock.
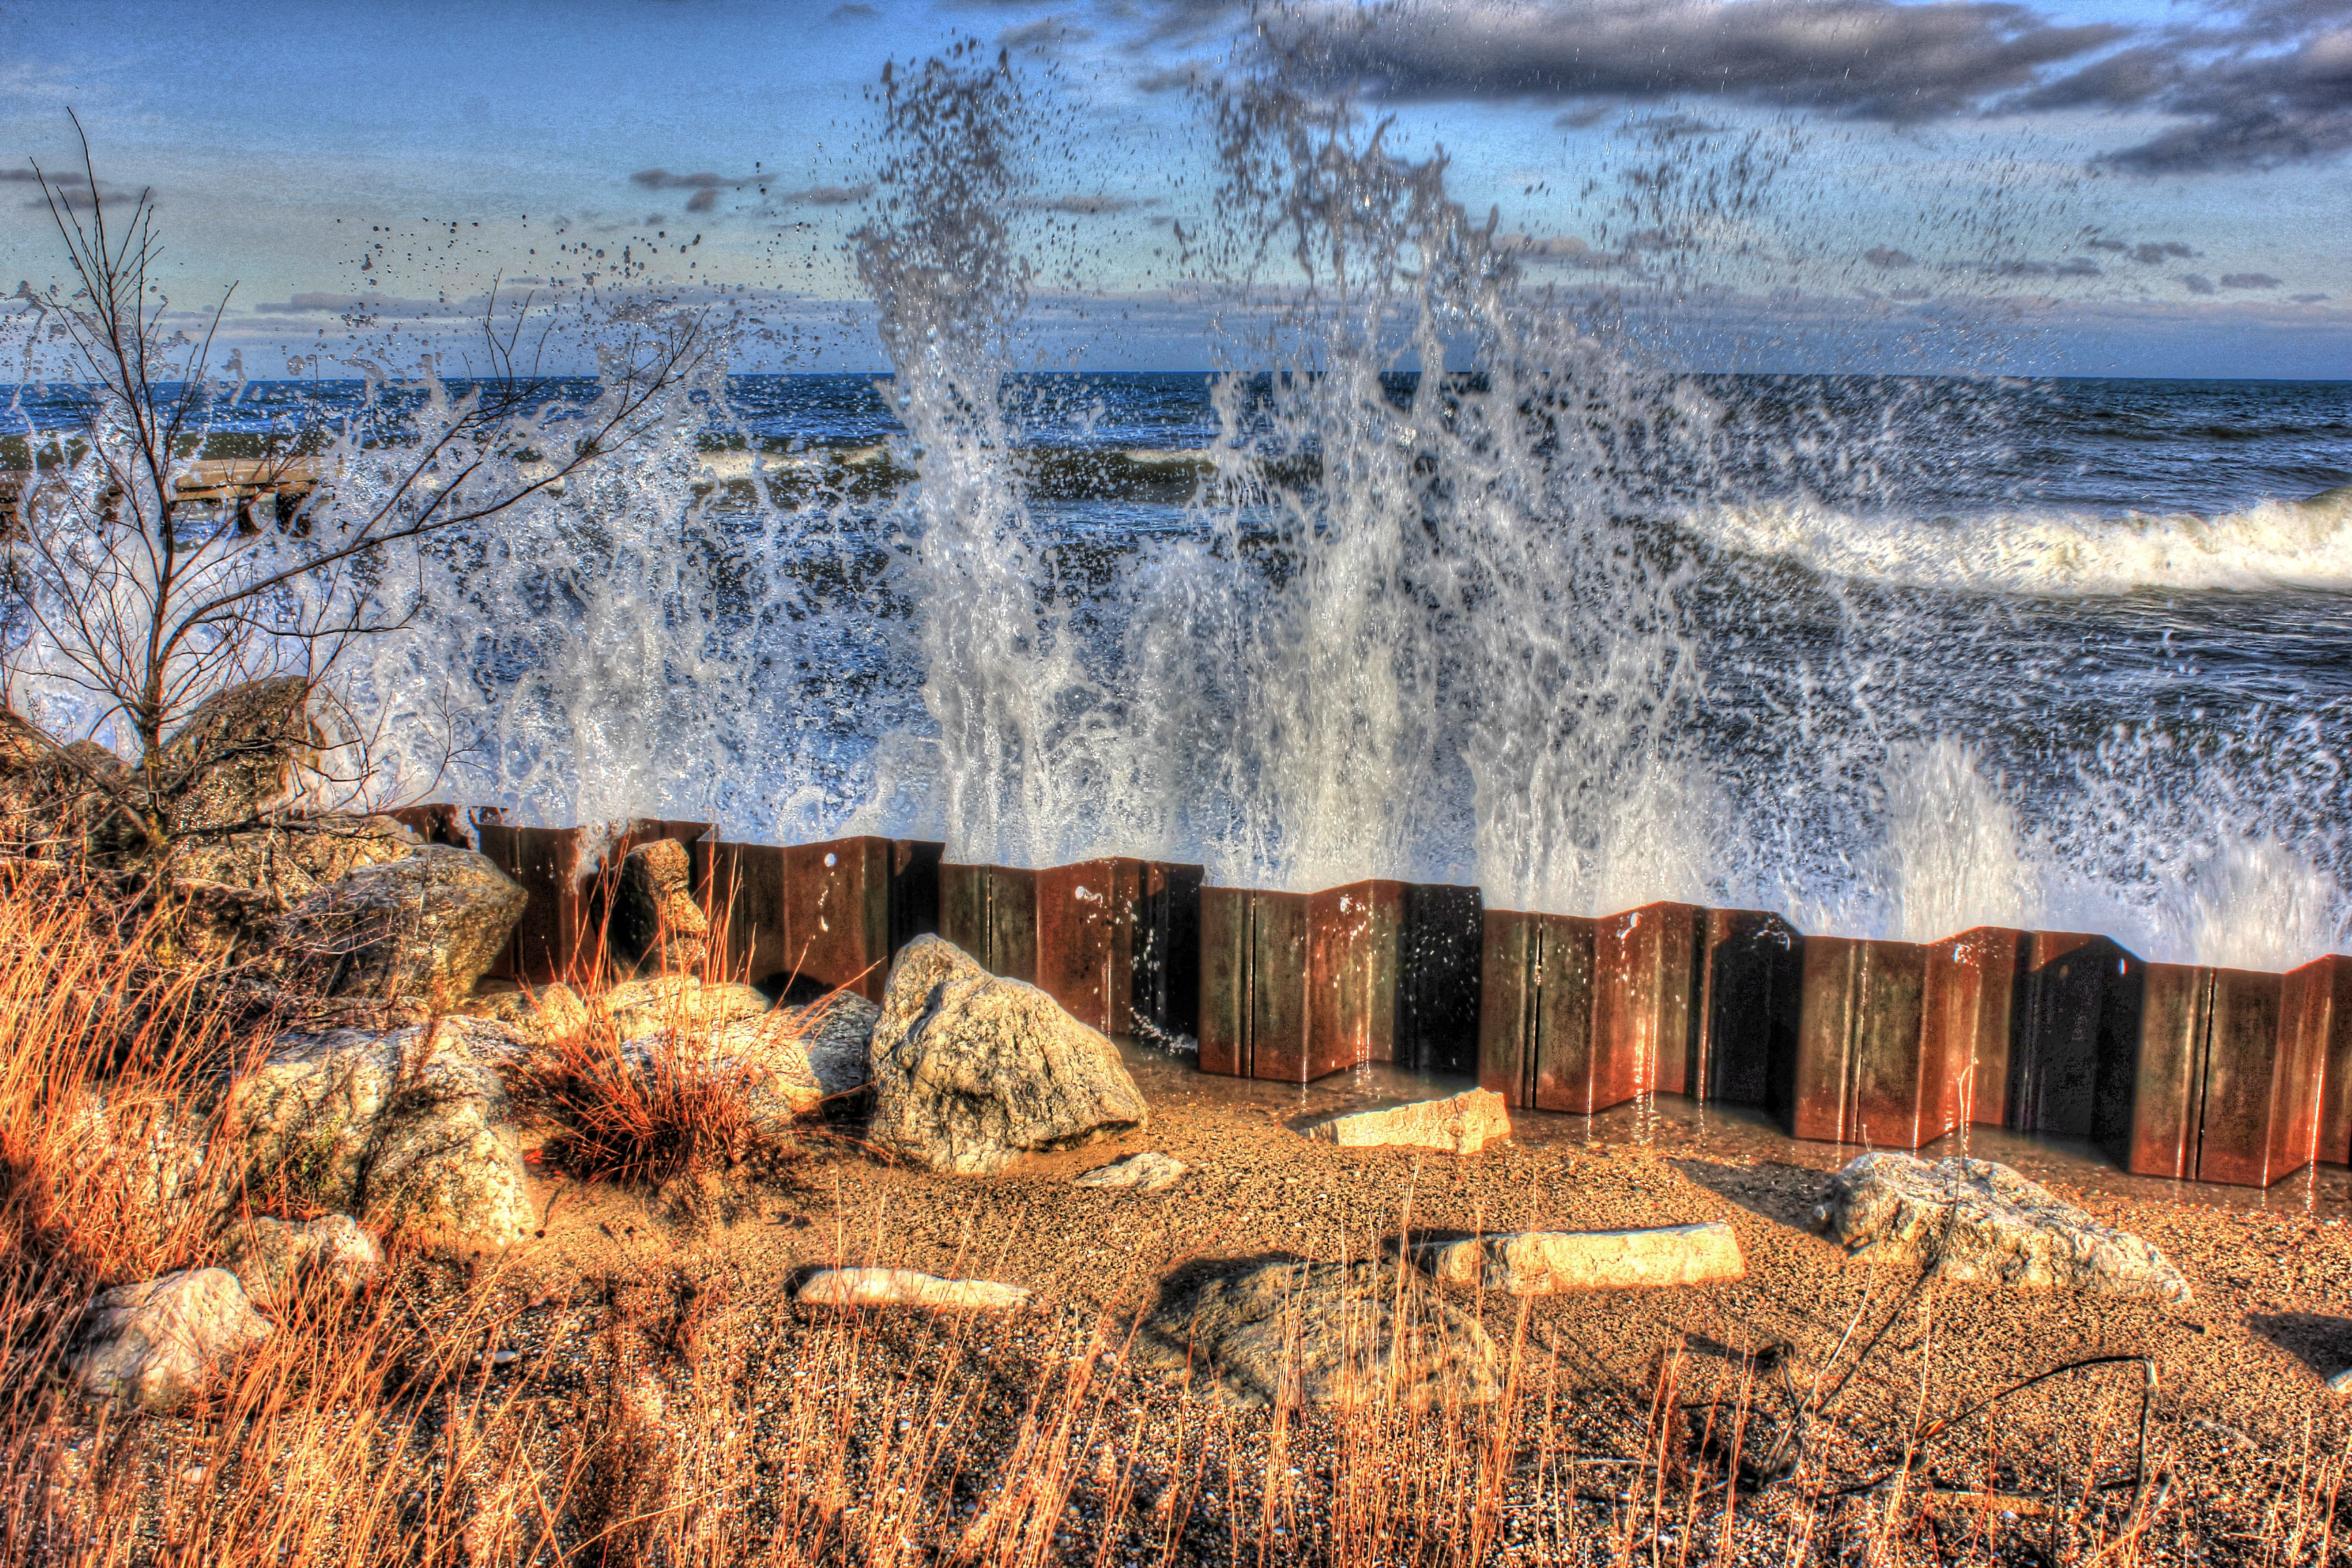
[1809,1153,2191,1302]
[600,976,771,1043]
[70,1269,272,1411]
[1074,1151,1188,1192]
[795,1268,1031,1311]
[1301,1089,1509,1155]
[1414,1223,1744,1294]
[868,937,1146,1175]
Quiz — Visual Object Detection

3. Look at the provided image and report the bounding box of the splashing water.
[8,50,2347,972]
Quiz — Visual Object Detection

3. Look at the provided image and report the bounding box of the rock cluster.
[1809,1152,2191,1303]
[868,936,1147,1175]
[223,1017,540,1250]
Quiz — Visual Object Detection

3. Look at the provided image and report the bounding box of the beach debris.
[224,1214,385,1303]
[868,936,1146,1175]
[1300,1088,1509,1155]
[1136,1258,1501,1409]
[1074,1150,1188,1192]
[1413,1222,1744,1294]
[69,1269,273,1411]
[796,1268,1031,1311]
[1809,1153,2191,1302]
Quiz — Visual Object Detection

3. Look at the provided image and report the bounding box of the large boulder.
[222,1018,538,1250]
[868,936,1145,1175]
[1809,1153,2191,1303]
[164,815,425,961]
[279,846,526,1006]
[610,839,709,973]
[69,1268,273,1411]
[1135,1259,1502,1410]
[153,676,322,833]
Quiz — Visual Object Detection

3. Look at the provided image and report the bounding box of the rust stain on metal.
[2292,956,2352,1165]
[700,836,939,1003]
[1922,926,2026,1129]
[1786,936,1942,1147]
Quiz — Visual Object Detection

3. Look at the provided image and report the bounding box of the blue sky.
[2,0,2347,376]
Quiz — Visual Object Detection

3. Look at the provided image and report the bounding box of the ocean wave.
[1688,484,2352,595]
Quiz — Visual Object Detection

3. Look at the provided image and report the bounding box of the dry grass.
[0,862,2347,1565]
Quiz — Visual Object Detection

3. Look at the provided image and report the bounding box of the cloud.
[1117,0,2351,172]
[2082,236,2198,264]
[781,183,875,206]
[2220,272,2283,289]
[2293,292,2332,301]
[1864,246,1916,268]
[2180,273,2218,294]
[1252,0,2127,121]
[248,292,451,315]
[1016,192,1159,214]
[2022,0,2352,172]
[828,2,880,16]
[1002,15,1095,54]
[630,169,742,192]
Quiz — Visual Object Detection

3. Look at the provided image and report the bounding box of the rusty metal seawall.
[403,804,2352,1190]
[940,858,1203,1041]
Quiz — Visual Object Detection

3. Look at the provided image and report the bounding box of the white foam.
[1690,489,2352,596]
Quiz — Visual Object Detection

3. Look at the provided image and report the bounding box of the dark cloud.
[249,292,448,315]
[1017,193,1160,214]
[2180,273,2219,294]
[630,169,742,192]
[1002,15,1095,54]
[2293,291,2332,301]
[1864,246,1916,268]
[783,183,875,206]
[828,2,880,16]
[2021,0,2352,172]
[2083,235,2198,264]
[2221,272,2284,288]
[1108,0,2350,173]
[1254,0,2126,121]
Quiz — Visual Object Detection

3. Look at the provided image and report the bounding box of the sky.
[1,0,2347,377]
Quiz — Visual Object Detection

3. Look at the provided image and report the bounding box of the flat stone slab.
[1301,1088,1509,1155]
[1414,1222,1744,1294]
[1809,1152,2191,1303]
[1074,1151,1187,1192]
[795,1268,1030,1311]
[1134,1258,1502,1410]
